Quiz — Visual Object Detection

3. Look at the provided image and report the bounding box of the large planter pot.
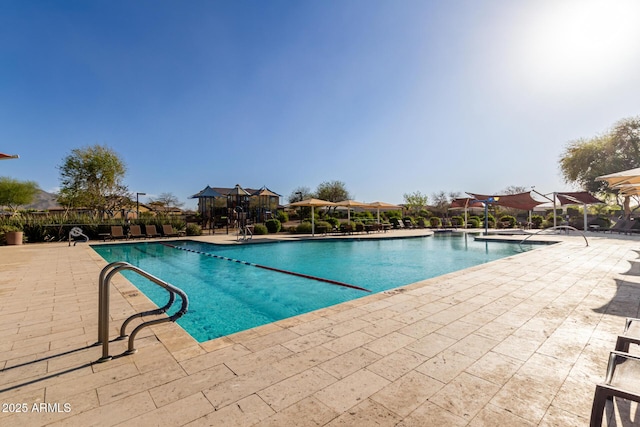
[5,231,23,245]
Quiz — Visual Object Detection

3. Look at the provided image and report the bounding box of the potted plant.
[1,225,23,245]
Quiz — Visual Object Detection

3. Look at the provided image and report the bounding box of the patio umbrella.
[0,152,19,160]
[288,198,337,236]
[366,201,401,224]
[335,200,369,223]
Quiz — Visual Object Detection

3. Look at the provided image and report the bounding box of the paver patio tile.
[468,402,536,426]
[395,401,466,427]
[370,370,444,417]
[179,343,252,375]
[416,349,476,383]
[318,347,381,379]
[47,390,156,427]
[97,362,186,405]
[149,363,235,407]
[254,396,337,427]
[272,345,338,377]
[465,350,523,386]
[116,392,213,427]
[366,348,428,381]
[429,371,501,421]
[405,332,456,358]
[314,369,390,413]
[282,329,338,353]
[223,344,294,376]
[258,366,337,412]
[186,393,274,426]
[362,331,416,356]
[324,398,401,427]
[321,330,375,355]
[202,366,286,410]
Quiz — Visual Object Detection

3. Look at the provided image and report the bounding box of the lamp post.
[136,192,146,219]
[473,197,499,235]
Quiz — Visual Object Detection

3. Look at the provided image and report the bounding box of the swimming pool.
[92,235,536,342]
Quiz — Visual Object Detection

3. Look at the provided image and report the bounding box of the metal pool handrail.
[519,225,589,247]
[96,261,189,363]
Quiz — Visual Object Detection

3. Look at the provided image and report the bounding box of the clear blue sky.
[2,0,640,209]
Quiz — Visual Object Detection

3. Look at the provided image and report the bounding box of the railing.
[96,261,188,363]
[519,225,589,247]
[236,224,253,242]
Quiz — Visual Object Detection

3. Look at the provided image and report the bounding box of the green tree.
[403,191,428,215]
[0,177,39,215]
[315,180,351,202]
[57,144,130,217]
[560,116,640,216]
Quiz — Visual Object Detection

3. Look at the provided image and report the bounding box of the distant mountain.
[25,190,62,210]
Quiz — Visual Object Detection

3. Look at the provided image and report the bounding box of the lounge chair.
[590,351,640,426]
[606,220,631,234]
[144,224,161,238]
[128,225,145,239]
[162,224,180,237]
[110,226,126,240]
[615,317,640,352]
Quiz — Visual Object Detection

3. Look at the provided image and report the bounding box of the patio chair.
[162,224,180,237]
[110,226,126,240]
[590,351,640,426]
[128,225,145,239]
[615,317,640,352]
[144,224,161,238]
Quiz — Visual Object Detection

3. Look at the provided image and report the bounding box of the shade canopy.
[335,200,369,222]
[0,152,19,160]
[597,168,640,187]
[449,198,485,209]
[367,201,401,209]
[556,191,603,206]
[288,198,337,208]
[365,201,401,224]
[466,192,544,211]
[288,198,337,236]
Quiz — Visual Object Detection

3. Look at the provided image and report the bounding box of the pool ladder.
[96,261,189,363]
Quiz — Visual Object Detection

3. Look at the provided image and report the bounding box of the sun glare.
[513,0,640,95]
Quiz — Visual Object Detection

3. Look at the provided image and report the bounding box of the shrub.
[499,215,517,228]
[265,219,281,233]
[385,210,402,220]
[429,217,442,228]
[530,215,544,229]
[466,217,480,228]
[416,217,428,228]
[451,216,464,227]
[315,220,332,234]
[186,223,202,236]
[276,210,289,223]
[253,224,268,235]
[325,217,340,228]
[294,222,313,234]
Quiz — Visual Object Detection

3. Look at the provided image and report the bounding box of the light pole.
[473,197,499,235]
[136,192,146,219]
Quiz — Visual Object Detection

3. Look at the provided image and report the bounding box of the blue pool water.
[92,235,536,342]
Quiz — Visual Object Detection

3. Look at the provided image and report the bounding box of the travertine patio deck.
[2,230,640,426]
